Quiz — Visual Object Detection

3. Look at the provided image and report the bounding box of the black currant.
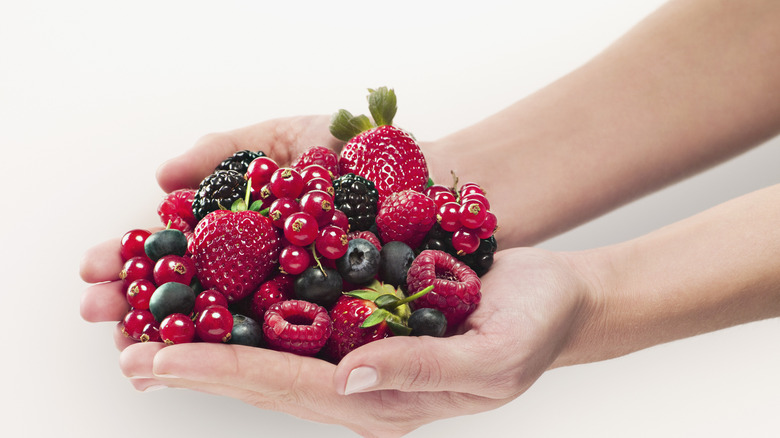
[144,228,188,261]
[149,282,196,322]
[408,308,447,337]
[294,266,343,308]
[229,314,264,347]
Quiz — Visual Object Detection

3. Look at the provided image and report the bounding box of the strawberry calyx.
[329,86,398,142]
[344,280,434,336]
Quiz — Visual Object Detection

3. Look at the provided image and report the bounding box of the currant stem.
[310,244,326,276]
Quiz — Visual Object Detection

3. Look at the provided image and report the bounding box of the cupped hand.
[83,246,596,437]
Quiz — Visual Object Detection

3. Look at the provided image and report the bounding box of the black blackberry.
[420,223,497,277]
[332,173,379,231]
[192,170,247,221]
[215,150,266,175]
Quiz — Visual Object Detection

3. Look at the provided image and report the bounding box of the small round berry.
[424,185,457,207]
[459,182,485,199]
[126,279,156,310]
[194,289,229,316]
[229,314,263,347]
[336,238,380,284]
[250,274,295,318]
[148,282,196,322]
[269,197,300,229]
[250,181,277,207]
[299,164,334,184]
[458,199,488,229]
[451,228,481,255]
[279,245,311,275]
[476,211,498,239]
[283,212,319,247]
[120,229,151,261]
[119,256,154,285]
[153,254,196,285]
[437,202,462,232]
[330,209,350,232]
[139,322,161,342]
[315,225,349,260]
[122,309,157,341]
[460,191,491,210]
[246,156,280,187]
[144,228,188,262]
[159,313,196,345]
[408,308,447,337]
[294,266,343,308]
[299,190,334,227]
[269,167,304,199]
[378,241,415,287]
[302,177,335,197]
[195,305,234,343]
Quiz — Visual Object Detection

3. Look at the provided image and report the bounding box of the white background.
[2,1,779,437]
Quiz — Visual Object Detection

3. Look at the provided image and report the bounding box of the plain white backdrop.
[2,1,779,436]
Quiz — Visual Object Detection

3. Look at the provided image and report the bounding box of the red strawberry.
[323,280,411,362]
[331,87,429,206]
[375,189,436,250]
[263,300,332,356]
[192,209,281,302]
[406,250,481,329]
[158,189,197,232]
[291,146,340,178]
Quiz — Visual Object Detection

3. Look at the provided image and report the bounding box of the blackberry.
[332,173,379,231]
[192,170,247,221]
[420,223,497,276]
[215,150,266,175]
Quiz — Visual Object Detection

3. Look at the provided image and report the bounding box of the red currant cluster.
[246,157,351,275]
[118,229,234,345]
[423,183,497,255]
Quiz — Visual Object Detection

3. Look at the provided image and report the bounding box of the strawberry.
[375,189,436,250]
[192,205,281,302]
[323,279,432,362]
[330,87,429,206]
[291,146,340,178]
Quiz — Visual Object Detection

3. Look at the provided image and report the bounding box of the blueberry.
[149,282,196,322]
[378,241,415,287]
[229,314,263,347]
[294,266,343,308]
[408,308,447,337]
[336,238,380,284]
[144,228,188,261]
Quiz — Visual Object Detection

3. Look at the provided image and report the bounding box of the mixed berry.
[116,87,499,362]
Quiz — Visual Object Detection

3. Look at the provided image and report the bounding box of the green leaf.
[230,198,247,212]
[345,289,383,302]
[386,319,412,336]
[249,200,266,212]
[367,86,397,126]
[329,109,373,142]
[361,308,391,328]
[374,294,400,310]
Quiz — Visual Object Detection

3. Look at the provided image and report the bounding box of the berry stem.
[389,285,434,308]
[310,244,327,276]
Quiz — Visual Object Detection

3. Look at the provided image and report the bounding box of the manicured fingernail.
[344,366,377,395]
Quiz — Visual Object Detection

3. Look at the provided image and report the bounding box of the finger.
[113,322,137,352]
[119,342,168,391]
[80,281,129,322]
[333,334,521,399]
[79,238,122,283]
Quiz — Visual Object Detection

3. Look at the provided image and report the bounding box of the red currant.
[119,256,154,285]
[476,211,498,239]
[126,279,156,310]
[302,177,335,197]
[153,254,196,285]
[140,322,161,342]
[315,225,349,259]
[195,305,234,343]
[250,182,277,208]
[269,167,304,199]
[122,309,157,341]
[458,199,488,229]
[120,229,151,261]
[279,244,311,275]
[437,202,462,232]
[299,190,334,227]
[269,197,300,228]
[283,212,319,246]
[424,185,457,207]
[452,228,481,255]
[330,209,350,232]
[459,182,485,199]
[299,164,333,183]
[460,191,491,210]
[246,156,279,187]
[194,289,229,316]
[159,313,196,345]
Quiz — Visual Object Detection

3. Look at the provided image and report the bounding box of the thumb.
[333,334,511,398]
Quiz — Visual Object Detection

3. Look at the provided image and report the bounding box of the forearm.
[559,183,780,366]
[425,0,780,247]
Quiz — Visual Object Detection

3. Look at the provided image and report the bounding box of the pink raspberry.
[375,189,436,250]
[263,300,332,356]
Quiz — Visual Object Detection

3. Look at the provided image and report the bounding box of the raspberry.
[192,170,247,221]
[262,300,332,356]
[292,146,340,178]
[215,150,266,175]
[332,173,379,232]
[406,250,481,329]
[157,189,197,232]
[375,189,436,250]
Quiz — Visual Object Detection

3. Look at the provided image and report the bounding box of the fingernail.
[344,366,378,395]
[142,384,167,392]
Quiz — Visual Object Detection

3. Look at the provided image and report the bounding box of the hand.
[82,246,595,437]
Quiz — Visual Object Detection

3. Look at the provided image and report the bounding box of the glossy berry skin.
[437,202,462,232]
[424,184,457,207]
[279,245,311,275]
[299,190,334,227]
[324,295,390,362]
[195,305,234,343]
[294,266,343,308]
[249,274,295,319]
[193,209,281,302]
[269,167,304,199]
[126,279,156,310]
[157,189,197,232]
[159,313,196,345]
[119,256,154,285]
[302,177,334,196]
[315,225,349,260]
[192,169,247,221]
[216,150,266,175]
[120,229,151,261]
[229,314,264,347]
[292,146,340,178]
[283,212,319,247]
[336,238,380,284]
[144,228,188,262]
[408,308,447,337]
[268,197,300,229]
[262,300,332,356]
[339,125,429,206]
[407,250,481,329]
[246,156,280,188]
[194,289,229,317]
[122,309,157,341]
[376,189,437,250]
[330,209,349,232]
[452,228,481,255]
[458,199,488,229]
[378,240,415,287]
[148,282,196,322]
[153,254,196,285]
[347,230,382,252]
[476,211,498,239]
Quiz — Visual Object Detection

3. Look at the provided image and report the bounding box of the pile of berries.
[115,87,499,362]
